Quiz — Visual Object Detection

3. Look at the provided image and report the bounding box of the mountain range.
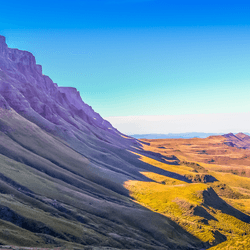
[131,133,224,139]
[1,35,250,250]
[131,132,250,139]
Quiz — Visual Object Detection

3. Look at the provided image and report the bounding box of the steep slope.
[0,35,206,249]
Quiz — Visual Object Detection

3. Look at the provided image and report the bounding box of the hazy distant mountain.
[131,132,224,139]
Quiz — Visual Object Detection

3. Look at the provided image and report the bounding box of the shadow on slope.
[202,187,250,223]
[0,108,206,249]
[0,155,206,249]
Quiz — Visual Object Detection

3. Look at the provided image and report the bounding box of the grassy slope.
[0,109,206,249]
[124,142,250,249]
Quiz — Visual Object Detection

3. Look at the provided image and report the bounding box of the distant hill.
[222,132,250,149]
[131,132,224,139]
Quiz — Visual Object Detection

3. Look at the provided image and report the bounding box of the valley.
[124,135,250,249]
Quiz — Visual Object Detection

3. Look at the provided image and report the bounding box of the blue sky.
[1,0,250,133]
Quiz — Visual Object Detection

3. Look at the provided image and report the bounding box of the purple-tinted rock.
[0,35,125,143]
[0,36,8,57]
[0,93,10,109]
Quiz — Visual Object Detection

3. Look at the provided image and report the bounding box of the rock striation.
[223,132,250,149]
[0,35,118,137]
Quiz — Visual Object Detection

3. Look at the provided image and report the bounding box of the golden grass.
[124,178,215,241]
[124,175,250,245]
[120,134,131,139]
[140,171,187,185]
[141,136,250,172]
[124,150,250,247]
[208,235,250,250]
[211,171,250,190]
[130,151,195,175]
[126,138,250,248]
[224,198,250,215]
[210,212,250,235]
[125,179,206,205]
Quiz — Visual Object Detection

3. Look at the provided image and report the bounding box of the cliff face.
[0,35,117,136]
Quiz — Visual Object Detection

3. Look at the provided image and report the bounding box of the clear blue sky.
[1,0,250,122]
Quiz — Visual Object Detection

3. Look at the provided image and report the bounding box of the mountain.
[2,35,250,250]
[222,132,250,149]
[131,132,224,139]
[0,35,207,249]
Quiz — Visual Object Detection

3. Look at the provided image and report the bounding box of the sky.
[1,0,250,134]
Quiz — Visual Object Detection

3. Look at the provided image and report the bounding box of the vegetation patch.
[140,172,187,185]
[124,153,250,248]
[181,161,208,173]
[185,174,217,183]
[209,183,250,199]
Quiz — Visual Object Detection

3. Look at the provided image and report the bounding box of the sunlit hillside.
[124,135,250,249]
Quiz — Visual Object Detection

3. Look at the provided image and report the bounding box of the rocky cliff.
[0,35,118,136]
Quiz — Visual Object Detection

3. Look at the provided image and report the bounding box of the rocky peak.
[0,35,41,76]
[223,132,235,137]
[0,35,5,43]
[236,132,250,140]
[0,35,6,46]
[222,133,241,140]
[9,48,36,66]
[0,35,8,57]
